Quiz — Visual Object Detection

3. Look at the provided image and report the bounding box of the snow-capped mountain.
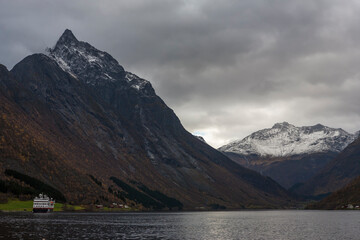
[48,29,151,92]
[219,122,358,157]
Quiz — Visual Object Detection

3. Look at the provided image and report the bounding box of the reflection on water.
[0,211,359,240]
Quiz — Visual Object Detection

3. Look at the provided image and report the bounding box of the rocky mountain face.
[219,122,358,189]
[0,30,294,209]
[294,136,360,197]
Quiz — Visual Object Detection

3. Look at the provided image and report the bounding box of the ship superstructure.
[33,194,55,213]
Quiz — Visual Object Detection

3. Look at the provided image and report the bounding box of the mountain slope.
[306,176,360,209]
[294,136,360,197]
[0,30,294,209]
[224,151,338,189]
[0,64,106,203]
[219,122,357,188]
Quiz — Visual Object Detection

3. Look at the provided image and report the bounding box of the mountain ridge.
[219,122,357,157]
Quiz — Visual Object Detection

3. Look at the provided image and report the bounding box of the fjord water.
[0,211,359,240]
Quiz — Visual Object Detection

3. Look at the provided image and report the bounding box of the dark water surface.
[0,210,359,239]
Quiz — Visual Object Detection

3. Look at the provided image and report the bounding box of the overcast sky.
[1,0,360,147]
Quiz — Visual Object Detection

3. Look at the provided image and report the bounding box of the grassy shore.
[0,199,85,212]
[0,199,138,212]
[0,199,33,212]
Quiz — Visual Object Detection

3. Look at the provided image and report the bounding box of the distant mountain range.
[0,30,294,209]
[219,122,358,189]
[219,122,357,157]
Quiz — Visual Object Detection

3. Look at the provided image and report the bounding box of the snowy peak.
[48,29,126,85]
[48,29,152,93]
[219,123,358,157]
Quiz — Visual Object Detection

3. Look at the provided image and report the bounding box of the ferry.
[33,194,55,213]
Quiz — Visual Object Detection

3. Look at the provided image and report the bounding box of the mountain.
[0,30,294,209]
[219,122,356,157]
[219,122,357,188]
[294,136,360,197]
[306,176,360,209]
[193,135,207,144]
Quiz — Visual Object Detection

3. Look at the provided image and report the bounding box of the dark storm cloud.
[1,0,360,147]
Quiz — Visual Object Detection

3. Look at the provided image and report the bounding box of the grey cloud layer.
[1,0,360,147]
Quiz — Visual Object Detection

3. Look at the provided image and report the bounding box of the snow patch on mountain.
[126,72,150,91]
[219,122,358,157]
[125,72,138,82]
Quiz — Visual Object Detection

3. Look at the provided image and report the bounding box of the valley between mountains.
[0,30,359,210]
